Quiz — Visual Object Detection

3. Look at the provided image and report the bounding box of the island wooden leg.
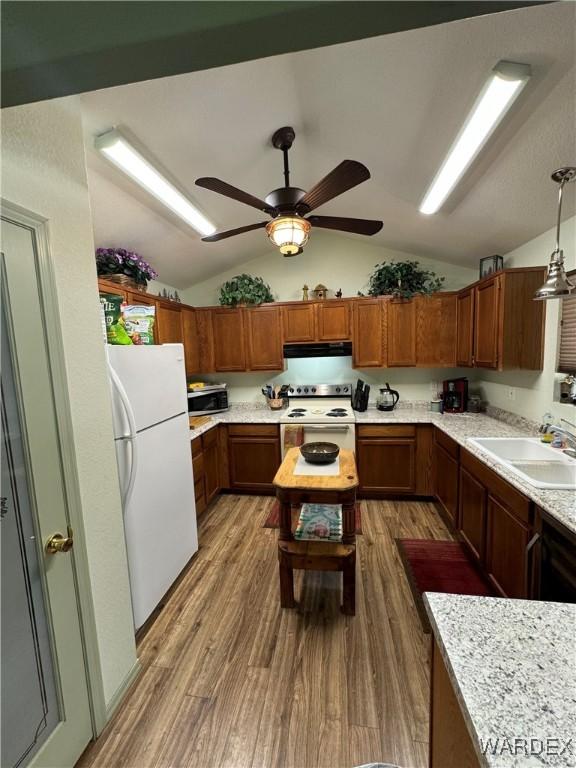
[342,549,356,615]
[342,497,356,545]
[277,492,293,542]
[278,547,295,608]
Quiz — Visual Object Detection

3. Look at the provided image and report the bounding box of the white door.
[1,213,92,767]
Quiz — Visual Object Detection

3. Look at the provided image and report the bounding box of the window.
[558,270,576,373]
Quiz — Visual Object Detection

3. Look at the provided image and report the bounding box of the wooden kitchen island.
[273,447,359,614]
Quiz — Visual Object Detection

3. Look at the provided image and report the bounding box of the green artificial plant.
[218,274,275,306]
[367,260,444,299]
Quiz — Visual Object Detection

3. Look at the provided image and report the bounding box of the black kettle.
[377,383,400,411]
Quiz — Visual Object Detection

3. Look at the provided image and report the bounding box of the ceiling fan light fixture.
[266,216,311,256]
[419,60,531,215]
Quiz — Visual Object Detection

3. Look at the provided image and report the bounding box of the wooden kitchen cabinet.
[473,276,500,369]
[181,306,199,375]
[486,494,532,598]
[456,288,474,366]
[459,268,546,370]
[246,305,284,371]
[316,300,351,341]
[387,299,416,366]
[191,437,207,516]
[433,429,459,526]
[203,427,220,504]
[282,303,316,342]
[226,424,281,493]
[156,301,183,344]
[356,425,417,495]
[212,308,246,371]
[352,299,383,368]
[458,465,487,563]
[195,308,215,373]
[416,294,457,367]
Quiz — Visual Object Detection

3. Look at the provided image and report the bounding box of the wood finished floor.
[78,496,453,768]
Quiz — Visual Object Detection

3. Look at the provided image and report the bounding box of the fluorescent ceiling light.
[95,129,216,237]
[419,60,531,215]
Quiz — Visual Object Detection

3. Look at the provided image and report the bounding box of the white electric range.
[279,384,356,456]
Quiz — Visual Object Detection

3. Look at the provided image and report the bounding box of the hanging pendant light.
[534,167,576,300]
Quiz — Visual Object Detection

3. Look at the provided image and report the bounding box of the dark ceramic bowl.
[300,441,340,465]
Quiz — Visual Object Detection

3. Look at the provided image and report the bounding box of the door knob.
[45,526,74,555]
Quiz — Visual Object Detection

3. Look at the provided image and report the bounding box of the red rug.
[264,500,362,534]
[395,538,497,631]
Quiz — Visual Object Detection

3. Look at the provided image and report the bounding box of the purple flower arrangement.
[96,247,158,284]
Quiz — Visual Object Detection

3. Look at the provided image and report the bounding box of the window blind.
[558,280,576,373]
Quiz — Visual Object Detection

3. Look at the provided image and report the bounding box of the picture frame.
[479,254,503,279]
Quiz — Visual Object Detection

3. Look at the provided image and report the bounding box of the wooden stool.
[273,448,358,615]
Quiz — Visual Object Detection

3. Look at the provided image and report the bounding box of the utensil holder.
[266,397,285,410]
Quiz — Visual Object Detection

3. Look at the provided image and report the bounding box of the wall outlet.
[507,387,516,401]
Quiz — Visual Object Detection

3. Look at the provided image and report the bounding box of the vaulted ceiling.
[81,2,575,289]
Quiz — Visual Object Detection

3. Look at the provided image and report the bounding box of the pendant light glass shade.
[266,216,311,256]
[534,167,576,301]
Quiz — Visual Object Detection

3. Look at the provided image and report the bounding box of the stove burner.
[326,410,348,417]
[287,412,305,418]
[291,408,307,412]
[330,408,347,413]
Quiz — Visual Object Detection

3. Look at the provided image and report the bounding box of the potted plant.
[218,274,275,306]
[367,260,444,299]
[96,247,158,291]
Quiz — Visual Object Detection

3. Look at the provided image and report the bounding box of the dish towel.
[283,424,304,452]
[295,503,343,542]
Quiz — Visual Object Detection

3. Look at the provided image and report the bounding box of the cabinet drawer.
[434,428,459,460]
[202,426,218,449]
[461,449,531,523]
[227,424,278,437]
[191,436,203,458]
[192,452,205,482]
[357,424,416,438]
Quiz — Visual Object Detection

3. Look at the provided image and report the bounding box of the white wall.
[181,230,477,305]
[478,216,576,424]
[2,99,137,708]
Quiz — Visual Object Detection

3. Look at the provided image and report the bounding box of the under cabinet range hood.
[283,342,352,359]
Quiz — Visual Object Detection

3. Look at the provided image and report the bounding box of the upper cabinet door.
[282,303,316,342]
[416,294,457,367]
[352,299,383,368]
[156,302,183,345]
[246,306,284,371]
[474,277,501,369]
[456,289,475,367]
[316,300,352,340]
[181,307,200,375]
[387,299,416,366]
[212,308,246,371]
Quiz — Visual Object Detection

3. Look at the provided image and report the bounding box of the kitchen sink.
[468,437,576,490]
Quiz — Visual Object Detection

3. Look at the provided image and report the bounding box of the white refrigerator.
[107,344,198,630]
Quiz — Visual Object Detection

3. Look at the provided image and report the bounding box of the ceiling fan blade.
[196,177,275,214]
[297,160,371,213]
[201,221,268,242]
[308,215,383,236]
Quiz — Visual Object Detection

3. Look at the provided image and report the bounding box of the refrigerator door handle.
[108,360,139,509]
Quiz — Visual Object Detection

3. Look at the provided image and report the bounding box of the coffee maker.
[442,377,468,413]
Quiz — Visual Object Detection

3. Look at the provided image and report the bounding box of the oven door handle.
[305,425,350,432]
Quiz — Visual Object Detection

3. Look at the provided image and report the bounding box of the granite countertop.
[189,404,576,536]
[424,593,576,768]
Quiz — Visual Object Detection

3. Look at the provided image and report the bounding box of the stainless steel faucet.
[543,418,576,458]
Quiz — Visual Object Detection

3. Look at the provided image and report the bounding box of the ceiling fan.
[195,126,383,256]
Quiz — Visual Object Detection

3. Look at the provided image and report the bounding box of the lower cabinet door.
[228,436,281,492]
[434,443,459,525]
[203,436,220,504]
[357,438,416,494]
[486,494,531,598]
[458,466,486,562]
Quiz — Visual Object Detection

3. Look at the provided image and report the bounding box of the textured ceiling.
[81,2,575,289]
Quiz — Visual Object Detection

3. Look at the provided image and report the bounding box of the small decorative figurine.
[302,284,309,301]
[335,288,343,298]
[175,291,181,303]
[313,283,328,300]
